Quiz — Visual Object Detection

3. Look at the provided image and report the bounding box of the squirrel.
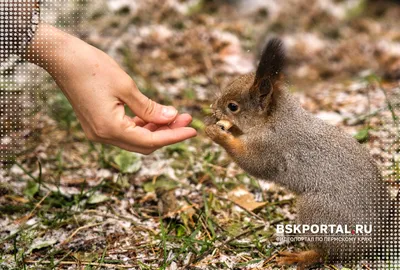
[205,38,395,269]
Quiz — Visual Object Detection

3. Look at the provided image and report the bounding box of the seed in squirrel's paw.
[217,120,233,131]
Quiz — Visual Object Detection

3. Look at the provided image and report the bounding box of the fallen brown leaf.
[228,186,267,213]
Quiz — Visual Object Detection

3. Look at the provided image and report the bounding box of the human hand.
[27,24,197,154]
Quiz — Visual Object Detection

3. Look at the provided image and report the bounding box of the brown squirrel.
[205,38,394,269]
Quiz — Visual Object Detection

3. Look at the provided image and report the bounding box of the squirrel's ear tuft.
[252,38,285,107]
[256,38,285,82]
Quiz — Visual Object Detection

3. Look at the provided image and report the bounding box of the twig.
[205,163,241,174]
[84,209,157,234]
[191,224,266,264]
[15,191,51,225]
[263,253,277,266]
[30,191,50,214]
[62,222,104,245]
[191,217,286,265]
[327,265,339,270]
[24,260,136,268]
[216,195,264,221]
[199,216,212,240]
[378,83,398,127]
[362,263,372,270]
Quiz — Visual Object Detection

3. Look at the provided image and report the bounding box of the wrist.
[26,23,73,74]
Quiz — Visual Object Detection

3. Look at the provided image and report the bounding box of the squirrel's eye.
[227,102,239,112]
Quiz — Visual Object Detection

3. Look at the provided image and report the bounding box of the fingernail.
[162,106,177,118]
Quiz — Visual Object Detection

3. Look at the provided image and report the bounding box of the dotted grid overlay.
[1,1,42,169]
[0,1,84,170]
[350,86,400,269]
[376,87,400,268]
[316,91,400,268]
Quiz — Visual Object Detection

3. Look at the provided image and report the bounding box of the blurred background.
[1,0,400,269]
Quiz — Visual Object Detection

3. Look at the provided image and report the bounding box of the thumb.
[125,82,178,125]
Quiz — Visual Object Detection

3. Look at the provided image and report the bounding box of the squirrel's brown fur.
[206,38,391,268]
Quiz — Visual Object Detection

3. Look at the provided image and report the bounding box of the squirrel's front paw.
[206,124,245,155]
[205,124,230,145]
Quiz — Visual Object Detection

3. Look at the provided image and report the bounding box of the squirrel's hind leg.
[276,250,321,270]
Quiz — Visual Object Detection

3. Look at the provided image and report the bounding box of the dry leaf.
[60,177,87,186]
[5,195,29,203]
[228,186,267,213]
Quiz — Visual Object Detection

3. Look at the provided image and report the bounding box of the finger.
[143,123,159,132]
[108,140,157,154]
[156,114,193,131]
[149,127,197,147]
[90,129,157,154]
[95,112,159,154]
[119,126,197,150]
[123,81,178,125]
[121,115,137,127]
[132,116,147,127]
[135,114,191,131]
[169,113,193,128]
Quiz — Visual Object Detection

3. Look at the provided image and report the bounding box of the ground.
[1,0,400,269]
